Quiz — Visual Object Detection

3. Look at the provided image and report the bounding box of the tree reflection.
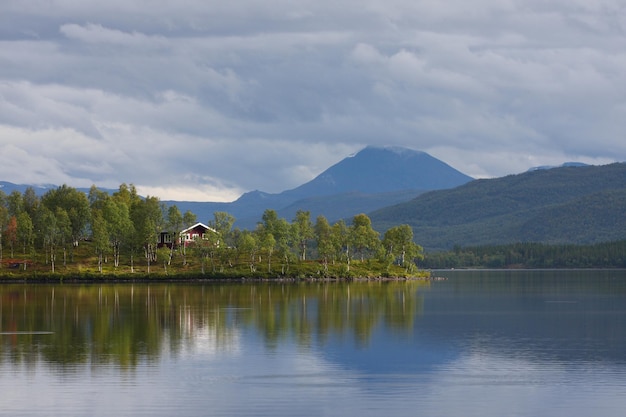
[0,281,427,369]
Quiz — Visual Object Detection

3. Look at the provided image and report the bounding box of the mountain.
[369,163,626,251]
[280,146,474,199]
[167,146,473,227]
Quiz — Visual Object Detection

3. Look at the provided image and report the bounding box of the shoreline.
[0,273,435,284]
[0,277,437,284]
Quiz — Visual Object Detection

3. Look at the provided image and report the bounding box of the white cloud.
[0,0,624,200]
[59,23,164,46]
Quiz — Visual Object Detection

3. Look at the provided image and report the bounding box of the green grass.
[0,241,430,282]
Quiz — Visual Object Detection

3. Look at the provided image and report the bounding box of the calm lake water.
[1,270,625,417]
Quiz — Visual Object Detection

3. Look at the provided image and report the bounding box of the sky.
[0,0,624,202]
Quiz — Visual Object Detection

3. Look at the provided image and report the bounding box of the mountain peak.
[363,145,426,157]
[284,146,473,199]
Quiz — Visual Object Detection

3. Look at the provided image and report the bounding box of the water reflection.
[0,281,427,369]
[2,272,626,417]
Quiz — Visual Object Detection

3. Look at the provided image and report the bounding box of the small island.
[0,184,429,283]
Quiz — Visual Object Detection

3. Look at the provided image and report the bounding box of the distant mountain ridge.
[0,181,118,197]
[0,181,56,195]
[169,146,473,227]
[370,162,626,251]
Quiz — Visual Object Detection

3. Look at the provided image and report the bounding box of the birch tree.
[382,224,424,272]
[42,185,90,250]
[0,196,7,268]
[314,215,333,273]
[16,212,33,270]
[91,210,109,273]
[350,214,380,262]
[292,210,313,261]
[165,205,183,265]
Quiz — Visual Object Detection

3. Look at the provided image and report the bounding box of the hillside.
[369,163,626,251]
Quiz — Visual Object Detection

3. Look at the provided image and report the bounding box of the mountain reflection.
[0,281,427,369]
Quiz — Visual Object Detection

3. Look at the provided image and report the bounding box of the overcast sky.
[1,1,624,201]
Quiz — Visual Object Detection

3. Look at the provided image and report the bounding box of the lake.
[1,270,625,417]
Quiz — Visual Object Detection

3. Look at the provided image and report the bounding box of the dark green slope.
[369,163,626,251]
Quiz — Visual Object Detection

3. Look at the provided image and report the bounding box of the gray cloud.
[0,0,624,200]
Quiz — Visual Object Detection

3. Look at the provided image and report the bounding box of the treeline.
[0,184,424,277]
[422,241,626,269]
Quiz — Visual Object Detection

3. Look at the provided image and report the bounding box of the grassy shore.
[0,241,430,283]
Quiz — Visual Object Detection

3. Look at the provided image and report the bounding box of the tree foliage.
[423,241,626,269]
[0,184,427,277]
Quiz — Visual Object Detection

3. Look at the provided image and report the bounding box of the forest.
[422,241,626,269]
[0,184,425,279]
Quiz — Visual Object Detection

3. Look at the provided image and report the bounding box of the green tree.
[256,224,276,273]
[236,230,259,272]
[55,208,72,267]
[39,207,61,272]
[42,185,91,262]
[382,224,424,271]
[7,190,24,217]
[0,191,7,268]
[191,229,221,274]
[16,212,34,270]
[6,216,17,258]
[157,246,171,274]
[332,219,351,270]
[165,205,183,265]
[130,196,163,273]
[206,211,236,270]
[22,187,39,217]
[91,210,109,273]
[179,210,198,265]
[91,188,134,269]
[314,215,334,273]
[350,214,380,262]
[183,210,197,229]
[103,198,132,268]
[114,185,143,272]
[292,210,313,261]
[113,183,142,209]
[260,210,293,274]
[209,211,235,246]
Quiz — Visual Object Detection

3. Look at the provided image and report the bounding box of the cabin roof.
[180,222,217,234]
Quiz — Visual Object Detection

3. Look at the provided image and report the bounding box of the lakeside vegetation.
[0,184,427,281]
[423,241,626,269]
